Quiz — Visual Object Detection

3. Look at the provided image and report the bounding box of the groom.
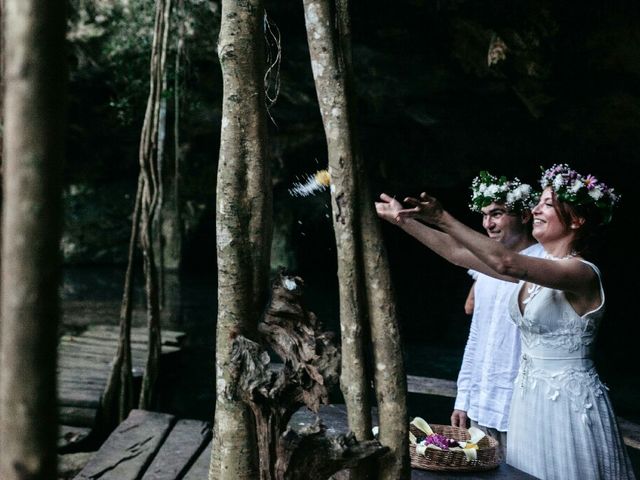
[375,172,543,458]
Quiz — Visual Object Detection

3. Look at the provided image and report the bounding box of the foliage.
[66,0,221,181]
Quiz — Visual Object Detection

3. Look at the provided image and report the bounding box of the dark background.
[63,0,640,425]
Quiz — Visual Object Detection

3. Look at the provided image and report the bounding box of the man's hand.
[375,193,405,224]
[397,192,444,225]
[451,409,469,428]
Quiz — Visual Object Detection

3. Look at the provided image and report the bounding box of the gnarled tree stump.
[230,274,387,480]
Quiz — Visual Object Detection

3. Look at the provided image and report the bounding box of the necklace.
[522,252,577,305]
[544,251,577,261]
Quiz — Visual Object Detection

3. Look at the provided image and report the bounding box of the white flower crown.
[469,171,538,213]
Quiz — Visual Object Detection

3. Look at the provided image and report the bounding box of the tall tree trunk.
[137,0,172,409]
[302,3,373,479]
[210,0,271,479]
[0,0,66,478]
[357,180,410,479]
[334,2,410,478]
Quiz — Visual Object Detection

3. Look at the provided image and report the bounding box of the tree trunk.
[99,176,142,433]
[210,0,271,478]
[0,0,66,478]
[302,1,373,473]
[357,179,410,479]
[334,2,410,478]
[0,0,4,168]
[137,0,172,410]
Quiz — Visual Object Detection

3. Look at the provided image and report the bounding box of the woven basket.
[409,423,500,472]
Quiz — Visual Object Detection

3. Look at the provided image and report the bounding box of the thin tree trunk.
[0,0,4,169]
[171,0,184,270]
[0,0,66,478]
[358,179,410,479]
[210,0,271,478]
[137,0,172,409]
[99,175,142,432]
[335,2,410,478]
[101,0,173,422]
[302,3,373,479]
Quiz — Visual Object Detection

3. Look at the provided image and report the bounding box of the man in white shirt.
[375,172,543,459]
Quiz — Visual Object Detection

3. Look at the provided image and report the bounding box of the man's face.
[480,202,526,248]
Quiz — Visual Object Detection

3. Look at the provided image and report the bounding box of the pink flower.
[583,175,598,190]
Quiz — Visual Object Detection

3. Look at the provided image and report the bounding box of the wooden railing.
[406,375,640,451]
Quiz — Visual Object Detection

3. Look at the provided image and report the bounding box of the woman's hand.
[397,192,444,225]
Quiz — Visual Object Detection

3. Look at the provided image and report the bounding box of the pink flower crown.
[539,164,620,224]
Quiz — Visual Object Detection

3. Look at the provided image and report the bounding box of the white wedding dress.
[507,259,636,480]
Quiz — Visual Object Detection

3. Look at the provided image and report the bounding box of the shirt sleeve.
[467,269,479,280]
[454,299,479,412]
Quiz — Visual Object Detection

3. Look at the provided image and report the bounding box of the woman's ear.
[570,215,586,230]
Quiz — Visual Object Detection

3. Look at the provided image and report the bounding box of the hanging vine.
[101,0,173,428]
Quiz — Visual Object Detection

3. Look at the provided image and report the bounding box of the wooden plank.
[182,439,212,480]
[60,406,98,428]
[83,325,185,346]
[407,375,457,398]
[60,336,180,354]
[59,379,110,391]
[58,389,102,408]
[141,419,212,479]
[58,347,151,366]
[75,409,175,480]
[58,367,141,381]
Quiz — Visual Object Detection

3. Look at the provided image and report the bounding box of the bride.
[379,164,635,480]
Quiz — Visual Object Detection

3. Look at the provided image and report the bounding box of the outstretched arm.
[397,193,598,297]
[375,193,502,274]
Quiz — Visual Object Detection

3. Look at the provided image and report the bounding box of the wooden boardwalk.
[74,407,537,480]
[59,325,185,448]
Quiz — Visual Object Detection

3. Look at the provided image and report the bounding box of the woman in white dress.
[392,164,635,480]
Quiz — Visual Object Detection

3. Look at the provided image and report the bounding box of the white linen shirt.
[454,242,545,431]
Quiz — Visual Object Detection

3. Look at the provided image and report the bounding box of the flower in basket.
[409,417,486,462]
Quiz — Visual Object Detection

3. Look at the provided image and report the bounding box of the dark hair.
[551,192,605,255]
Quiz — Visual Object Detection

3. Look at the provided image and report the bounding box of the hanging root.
[264,10,281,124]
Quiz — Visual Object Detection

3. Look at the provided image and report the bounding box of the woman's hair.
[551,192,604,255]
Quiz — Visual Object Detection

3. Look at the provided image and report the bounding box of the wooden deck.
[59,325,185,448]
[74,407,537,480]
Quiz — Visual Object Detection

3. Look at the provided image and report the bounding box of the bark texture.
[210,0,272,478]
[302,0,372,459]
[357,180,410,479]
[305,1,410,477]
[230,274,387,480]
[0,0,4,167]
[0,0,66,478]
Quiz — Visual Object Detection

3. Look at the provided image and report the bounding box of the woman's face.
[531,187,569,243]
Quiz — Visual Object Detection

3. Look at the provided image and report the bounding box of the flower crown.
[539,164,620,224]
[469,171,538,213]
